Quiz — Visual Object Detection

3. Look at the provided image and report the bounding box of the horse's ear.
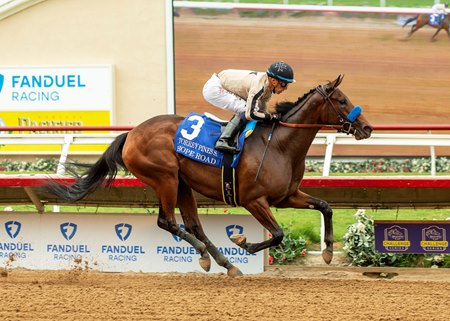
[333,74,344,88]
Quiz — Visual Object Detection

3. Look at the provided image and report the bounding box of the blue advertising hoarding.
[374,220,449,254]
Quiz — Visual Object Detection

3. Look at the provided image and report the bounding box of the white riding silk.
[202,74,246,114]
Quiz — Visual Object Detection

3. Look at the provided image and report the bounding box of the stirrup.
[215,140,240,154]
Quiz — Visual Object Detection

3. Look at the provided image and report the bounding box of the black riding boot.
[215,115,247,154]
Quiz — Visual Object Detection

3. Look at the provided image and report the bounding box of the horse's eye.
[339,99,347,105]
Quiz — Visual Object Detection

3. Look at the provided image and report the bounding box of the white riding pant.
[202,74,246,114]
[433,9,446,16]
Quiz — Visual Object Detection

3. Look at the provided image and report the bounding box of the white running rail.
[0,132,449,176]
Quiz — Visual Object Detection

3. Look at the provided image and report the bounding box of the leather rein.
[278,85,357,135]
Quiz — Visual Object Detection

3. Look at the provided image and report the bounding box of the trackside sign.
[0,65,114,153]
[0,213,264,274]
[374,220,450,254]
[0,65,113,111]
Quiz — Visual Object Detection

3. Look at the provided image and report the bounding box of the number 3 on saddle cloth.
[174,112,256,206]
[430,14,444,26]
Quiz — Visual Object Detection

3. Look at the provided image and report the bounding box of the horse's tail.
[403,15,418,27]
[46,132,129,202]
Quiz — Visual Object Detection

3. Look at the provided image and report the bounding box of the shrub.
[0,159,58,172]
[342,209,398,266]
[1,157,449,174]
[269,224,307,265]
[305,157,450,174]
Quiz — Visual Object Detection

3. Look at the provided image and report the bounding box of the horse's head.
[316,75,372,140]
[277,75,373,140]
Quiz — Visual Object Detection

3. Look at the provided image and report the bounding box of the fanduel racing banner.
[0,65,114,153]
[0,65,113,111]
[0,213,264,274]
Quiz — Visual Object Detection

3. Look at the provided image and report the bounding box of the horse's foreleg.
[276,189,334,264]
[177,180,242,276]
[230,197,284,254]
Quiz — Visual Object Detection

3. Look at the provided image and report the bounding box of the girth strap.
[221,153,239,207]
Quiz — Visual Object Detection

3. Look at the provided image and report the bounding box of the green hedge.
[1,157,449,174]
[307,157,450,174]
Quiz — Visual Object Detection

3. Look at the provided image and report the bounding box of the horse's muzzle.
[354,123,373,140]
[341,121,372,140]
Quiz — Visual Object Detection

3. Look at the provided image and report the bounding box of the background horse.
[46,75,373,276]
[403,14,450,41]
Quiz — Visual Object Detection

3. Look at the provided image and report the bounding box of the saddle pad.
[231,120,256,168]
[429,14,440,26]
[174,112,257,168]
[174,112,224,167]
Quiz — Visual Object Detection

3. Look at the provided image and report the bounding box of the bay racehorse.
[403,14,450,41]
[46,75,373,276]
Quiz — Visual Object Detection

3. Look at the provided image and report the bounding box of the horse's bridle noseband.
[315,85,357,135]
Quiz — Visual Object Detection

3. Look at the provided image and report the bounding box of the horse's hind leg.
[407,26,417,38]
[177,179,243,277]
[431,28,442,41]
[145,177,209,268]
[176,179,210,272]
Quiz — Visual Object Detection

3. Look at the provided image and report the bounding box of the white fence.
[174,1,435,15]
[209,1,441,5]
[1,132,449,176]
[316,133,450,176]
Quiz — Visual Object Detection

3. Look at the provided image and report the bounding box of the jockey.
[203,61,295,154]
[432,3,449,24]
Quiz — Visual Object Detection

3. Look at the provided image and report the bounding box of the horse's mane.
[275,87,316,115]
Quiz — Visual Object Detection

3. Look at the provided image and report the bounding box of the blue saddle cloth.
[429,14,441,26]
[174,112,256,168]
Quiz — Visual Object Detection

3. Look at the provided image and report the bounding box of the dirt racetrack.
[174,11,450,156]
[1,266,450,321]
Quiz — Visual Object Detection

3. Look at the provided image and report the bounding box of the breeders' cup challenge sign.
[0,65,114,153]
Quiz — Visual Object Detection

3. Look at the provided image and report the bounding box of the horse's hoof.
[322,249,333,264]
[199,256,211,272]
[230,234,246,246]
[227,265,243,277]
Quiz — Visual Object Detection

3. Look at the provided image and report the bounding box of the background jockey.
[432,2,449,24]
[203,61,295,154]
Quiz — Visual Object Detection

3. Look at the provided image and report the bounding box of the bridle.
[278,84,358,135]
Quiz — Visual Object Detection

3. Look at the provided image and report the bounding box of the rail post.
[54,134,74,212]
[322,134,336,177]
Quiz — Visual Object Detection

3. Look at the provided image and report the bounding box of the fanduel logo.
[172,224,186,242]
[0,74,4,93]
[225,224,244,238]
[115,223,132,241]
[60,222,77,240]
[5,221,21,239]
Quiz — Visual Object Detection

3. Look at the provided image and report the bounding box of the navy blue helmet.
[267,61,295,83]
